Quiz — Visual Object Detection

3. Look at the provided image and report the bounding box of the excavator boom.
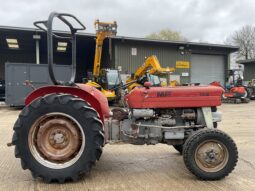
[86,20,120,102]
[126,55,175,90]
[134,55,174,77]
[93,20,117,78]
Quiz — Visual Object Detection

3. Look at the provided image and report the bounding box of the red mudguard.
[25,84,110,122]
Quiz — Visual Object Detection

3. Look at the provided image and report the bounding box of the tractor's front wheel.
[183,129,238,180]
[12,94,104,183]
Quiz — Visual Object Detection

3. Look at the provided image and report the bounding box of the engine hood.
[125,85,224,109]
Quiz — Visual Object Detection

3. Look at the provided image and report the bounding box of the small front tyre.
[183,129,238,180]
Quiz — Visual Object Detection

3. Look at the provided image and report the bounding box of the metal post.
[109,38,113,68]
[109,38,112,61]
[36,39,40,64]
[33,34,41,64]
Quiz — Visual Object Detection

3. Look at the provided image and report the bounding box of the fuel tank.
[125,85,224,109]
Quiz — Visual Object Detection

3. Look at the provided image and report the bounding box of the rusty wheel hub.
[36,118,80,162]
[28,113,85,169]
[195,140,229,172]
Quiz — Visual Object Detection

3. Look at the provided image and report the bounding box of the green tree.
[146,29,186,41]
[226,25,255,60]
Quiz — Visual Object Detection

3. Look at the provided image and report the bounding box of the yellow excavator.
[86,20,122,101]
[126,55,175,91]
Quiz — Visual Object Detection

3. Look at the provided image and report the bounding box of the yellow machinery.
[126,55,175,91]
[86,20,121,101]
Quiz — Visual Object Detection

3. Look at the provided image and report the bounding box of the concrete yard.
[0,102,255,191]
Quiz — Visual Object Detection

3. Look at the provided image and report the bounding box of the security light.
[58,42,67,47]
[57,46,66,52]
[6,38,18,44]
[6,38,19,49]
[8,44,19,49]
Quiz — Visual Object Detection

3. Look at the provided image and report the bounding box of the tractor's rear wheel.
[12,94,104,183]
[183,129,238,180]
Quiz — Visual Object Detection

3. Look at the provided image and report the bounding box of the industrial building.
[0,26,238,85]
[238,59,255,81]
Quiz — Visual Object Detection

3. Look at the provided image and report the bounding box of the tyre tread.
[12,93,104,183]
[183,129,238,180]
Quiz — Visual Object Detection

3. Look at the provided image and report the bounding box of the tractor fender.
[25,83,110,123]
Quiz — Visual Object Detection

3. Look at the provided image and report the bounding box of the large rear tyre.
[183,129,238,180]
[12,94,104,183]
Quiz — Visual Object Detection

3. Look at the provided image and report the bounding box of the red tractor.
[9,12,238,183]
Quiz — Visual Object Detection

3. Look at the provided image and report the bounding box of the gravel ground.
[0,102,255,191]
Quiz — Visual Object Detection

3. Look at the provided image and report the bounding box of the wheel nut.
[209,153,215,159]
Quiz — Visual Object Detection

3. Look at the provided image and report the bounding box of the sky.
[0,0,254,44]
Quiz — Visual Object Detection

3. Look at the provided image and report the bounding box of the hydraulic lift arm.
[93,20,117,79]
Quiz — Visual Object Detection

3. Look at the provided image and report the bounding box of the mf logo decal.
[157,91,171,97]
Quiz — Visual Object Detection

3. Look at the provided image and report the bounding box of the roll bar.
[34,12,86,85]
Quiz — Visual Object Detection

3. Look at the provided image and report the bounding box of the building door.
[191,54,225,85]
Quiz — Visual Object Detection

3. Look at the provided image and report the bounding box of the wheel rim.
[241,90,248,98]
[195,139,229,172]
[28,112,85,169]
[222,93,227,99]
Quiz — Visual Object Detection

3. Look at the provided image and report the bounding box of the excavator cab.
[98,69,122,90]
[147,74,161,86]
[138,73,161,87]
[211,68,250,103]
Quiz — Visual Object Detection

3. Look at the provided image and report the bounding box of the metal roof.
[113,36,239,51]
[237,59,255,64]
[0,25,239,52]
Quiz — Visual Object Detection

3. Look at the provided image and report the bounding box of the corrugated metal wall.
[114,40,191,83]
[243,63,255,81]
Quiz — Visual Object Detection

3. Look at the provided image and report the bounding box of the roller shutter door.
[191,54,225,85]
